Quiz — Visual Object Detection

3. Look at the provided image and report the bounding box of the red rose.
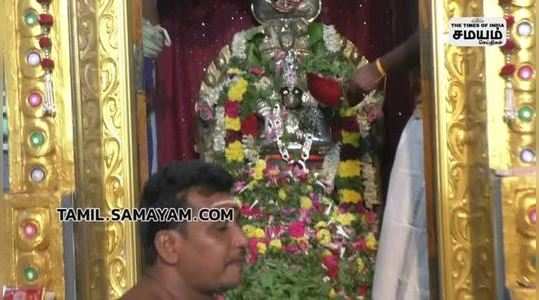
[504,15,515,27]
[224,101,240,117]
[240,204,263,219]
[322,255,339,279]
[358,286,369,296]
[225,130,242,143]
[241,114,259,136]
[287,221,305,238]
[500,39,518,53]
[284,243,301,254]
[41,58,54,70]
[39,37,52,49]
[38,14,54,27]
[353,239,367,251]
[365,211,377,225]
[249,66,265,77]
[499,63,516,77]
[247,238,259,264]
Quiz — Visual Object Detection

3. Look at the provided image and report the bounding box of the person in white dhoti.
[352,26,430,299]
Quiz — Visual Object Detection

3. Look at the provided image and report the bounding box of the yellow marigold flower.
[341,131,360,147]
[254,228,266,239]
[225,141,244,162]
[253,159,266,181]
[322,249,333,257]
[366,232,377,250]
[333,212,357,226]
[315,221,328,229]
[227,68,242,75]
[242,225,257,238]
[300,196,312,209]
[228,78,248,101]
[337,160,361,178]
[339,107,356,117]
[278,189,287,201]
[225,117,241,131]
[269,239,282,250]
[338,189,362,204]
[257,242,267,255]
[356,257,365,273]
[316,228,331,246]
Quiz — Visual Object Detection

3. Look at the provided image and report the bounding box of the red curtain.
[155,0,414,191]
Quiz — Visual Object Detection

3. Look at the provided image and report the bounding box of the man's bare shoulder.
[120,281,160,300]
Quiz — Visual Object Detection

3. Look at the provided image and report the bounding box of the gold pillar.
[420,0,497,298]
[0,0,76,297]
[70,0,142,298]
[0,0,142,299]
[484,0,536,299]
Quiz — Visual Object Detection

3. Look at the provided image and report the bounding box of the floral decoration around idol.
[197,20,383,299]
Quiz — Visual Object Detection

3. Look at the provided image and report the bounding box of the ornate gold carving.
[501,176,536,299]
[72,0,141,298]
[423,0,497,298]
[444,4,496,298]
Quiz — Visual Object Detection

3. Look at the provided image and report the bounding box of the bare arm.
[378,30,419,74]
[351,30,419,92]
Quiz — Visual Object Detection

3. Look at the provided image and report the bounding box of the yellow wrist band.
[375,59,387,77]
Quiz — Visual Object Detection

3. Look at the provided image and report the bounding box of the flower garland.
[224,76,249,163]
[37,0,56,116]
[499,1,517,122]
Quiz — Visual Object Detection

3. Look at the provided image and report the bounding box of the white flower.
[360,158,380,207]
[323,25,343,53]
[213,107,226,152]
[231,31,247,59]
[254,76,272,90]
[321,144,340,188]
[201,87,220,107]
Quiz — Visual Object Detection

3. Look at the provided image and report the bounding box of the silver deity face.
[268,0,303,13]
[251,0,321,23]
[280,86,303,109]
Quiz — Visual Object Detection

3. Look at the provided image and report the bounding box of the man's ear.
[154,230,182,265]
